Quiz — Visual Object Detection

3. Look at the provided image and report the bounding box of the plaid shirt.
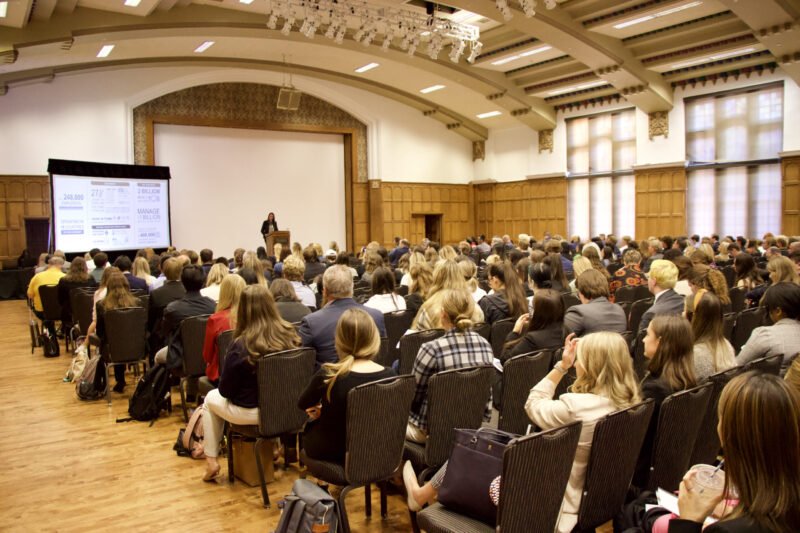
[409,329,495,431]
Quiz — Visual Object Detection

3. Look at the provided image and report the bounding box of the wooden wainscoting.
[0,176,51,264]
[634,164,686,239]
[781,152,800,236]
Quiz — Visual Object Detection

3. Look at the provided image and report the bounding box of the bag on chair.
[273,479,340,533]
[124,364,171,423]
[75,354,105,401]
[437,427,518,525]
[174,405,206,459]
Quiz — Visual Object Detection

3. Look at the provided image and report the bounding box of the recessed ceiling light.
[613,16,653,29]
[420,85,445,94]
[548,80,608,95]
[124,0,142,6]
[0,2,8,18]
[476,111,501,119]
[670,47,756,69]
[613,1,702,29]
[96,45,115,58]
[239,0,255,3]
[355,62,379,73]
[194,41,215,53]
[491,45,551,66]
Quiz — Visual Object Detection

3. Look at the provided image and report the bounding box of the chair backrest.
[216,329,234,376]
[395,285,409,296]
[498,349,553,434]
[628,298,653,333]
[104,307,148,364]
[614,285,638,304]
[38,284,62,320]
[179,315,211,377]
[689,366,743,466]
[728,286,746,313]
[70,288,95,336]
[744,353,783,376]
[473,322,491,341]
[398,329,445,375]
[721,265,736,289]
[344,375,416,485]
[635,285,652,301]
[383,309,414,365]
[722,312,737,343]
[561,293,581,311]
[353,287,370,304]
[731,307,766,353]
[576,400,655,530]
[425,365,495,467]
[255,347,316,436]
[632,328,649,380]
[620,330,635,352]
[618,301,632,320]
[490,317,517,358]
[376,336,390,367]
[647,382,713,492]
[496,422,582,533]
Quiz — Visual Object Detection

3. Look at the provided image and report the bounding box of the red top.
[202,308,232,381]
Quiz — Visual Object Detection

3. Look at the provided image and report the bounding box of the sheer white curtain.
[686,84,783,237]
[567,109,636,240]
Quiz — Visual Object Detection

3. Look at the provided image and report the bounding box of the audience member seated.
[563,270,627,337]
[407,289,495,443]
[302,246,327,284]
[685,265,731,318]
[299,265,386,366]
[113,255,148,291]
[57,256,96,326]
[663,372,800,533]
[148,258,186,353]
[737,282,800,373]
[93,272,142,392]
[201,284,301,481]
[670,255,694,298]
[89,252,108,283]
[544,253,569,293]
[202,274,246,386]
[501,288,564,361]
[360,252,384,283]
[200,263,228,302]
[691,292,736,381]
[280,255,316,310]
[389,238,410,268]
[478,262,528,324]
[640,260,684,332]
[298,308,396,463]
[404,263,432,316]
[546,239,573,277]
[364,267,406,313]
[132,256,156,288]
[400,251,426,287]
[270,278,311,323]
[745,255,798,307]
[241,251,269,287]
[581,244,612,283]
[411,260,484,330]
[200,248,214,276]
[27,255,66,340]
[458,258,486,303]
[608,249,647,299]
[633,315,696,487]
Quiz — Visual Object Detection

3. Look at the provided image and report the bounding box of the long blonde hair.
[323,308,381,401]
[572,331,641,408]
[131,257,151,281]
[233,285,299,364]
[216,273,246,314]
[205,263,228,288]
[426,259,466,299]
[242,251,268,287]
[440,289,476,332]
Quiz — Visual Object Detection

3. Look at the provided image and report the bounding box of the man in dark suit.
[148,258,185,356]
[114,255,148,291]
[639,259,684,332]
[389,238,410,268]
[299,265,386,366]
[564,270,628,337]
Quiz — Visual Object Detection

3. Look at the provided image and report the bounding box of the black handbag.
[437,427,518,525]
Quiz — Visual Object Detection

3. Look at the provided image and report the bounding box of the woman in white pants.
[201,284,300,481]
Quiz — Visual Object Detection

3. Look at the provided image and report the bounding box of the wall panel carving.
[0,176,51,263]
[635,166,686,238]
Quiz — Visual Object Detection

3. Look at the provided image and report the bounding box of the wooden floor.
[0,299,413,533]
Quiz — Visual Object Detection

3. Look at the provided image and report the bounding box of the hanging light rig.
[265,0,482,63]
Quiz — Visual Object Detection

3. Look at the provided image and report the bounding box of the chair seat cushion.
[230,424,259,438]
[299,450,348,485]
[417,503,494,533]
[403,440,426,468]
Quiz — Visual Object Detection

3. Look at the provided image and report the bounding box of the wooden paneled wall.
[0,176,51,264]
[474,178,567,241]
[782,152,800,236]
[635,165,687,239]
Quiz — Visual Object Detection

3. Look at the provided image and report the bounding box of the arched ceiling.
[1,0,798,142]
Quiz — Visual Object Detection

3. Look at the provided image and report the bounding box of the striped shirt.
[409,329,495,431]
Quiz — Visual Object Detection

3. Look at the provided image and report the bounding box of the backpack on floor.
[75,354,106,401]
[122,364,171,424]
[273,479,340,533]
[40,329,60,358]
[174,405,206,459]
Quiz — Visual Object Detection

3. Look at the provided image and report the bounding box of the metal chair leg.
[338,485,355,533]
[179,377,188,422]
[379,480,388,519]
[254,438,270,508]
[410,510,421,533]
[227,428,235,483]
[364,483,371,517]
[105,363,112,405]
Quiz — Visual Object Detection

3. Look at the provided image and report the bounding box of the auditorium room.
[1,0,799,532]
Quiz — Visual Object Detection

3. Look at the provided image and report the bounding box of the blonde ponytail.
[441,289,475,333]
[322,309,380,401]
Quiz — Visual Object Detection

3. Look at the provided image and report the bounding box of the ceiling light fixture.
[194,41,215,53]
[96,45,115,58]
[466,41,482,63]
[669,46,756,68]
[496,0,556,21]
[613,1,702,29]
[520,0,536,18]
[124,0,142,6]
[240,0,255,4]
[0,2,7,18]
[420,84,445,94]
[476,111,502,119]
[355,62,379,73]
[547,79,608,95]
[491,45,551,66]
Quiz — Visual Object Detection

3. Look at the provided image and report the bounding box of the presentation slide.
[51,174,171,253]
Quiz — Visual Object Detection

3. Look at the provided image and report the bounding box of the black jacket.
[479,290,511,324]
[501,321,563,362]
[162,291,216,369]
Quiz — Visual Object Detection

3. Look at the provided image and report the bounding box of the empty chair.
[689,366,742,466]
[574,400,655,531]
[498,350,552,434]
[731,307,766,353]
[644,382,713,492]
[628,298,653,334]
[227,347,316,507]
[398,329,445,375]
[728,286,746,313]
[178,314,211,422]
[383,309,414,365]
[301,375,416,533]
[613,285,637,304]
[490,317,516,358]
[416,422,582,533]
[404,366,495,479]
[743,353,783,376]
[102,307,149,405]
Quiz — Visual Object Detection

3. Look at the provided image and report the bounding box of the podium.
[264,231,290,252]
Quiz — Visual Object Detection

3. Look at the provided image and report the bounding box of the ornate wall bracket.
[649,111,669,140]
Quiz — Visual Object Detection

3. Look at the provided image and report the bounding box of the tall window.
[686,83,783,237]
[566,109,636,241]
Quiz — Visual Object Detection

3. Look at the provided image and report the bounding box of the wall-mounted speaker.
[277,88,302,111]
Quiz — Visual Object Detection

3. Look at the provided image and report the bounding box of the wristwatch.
[554,362,568,375]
